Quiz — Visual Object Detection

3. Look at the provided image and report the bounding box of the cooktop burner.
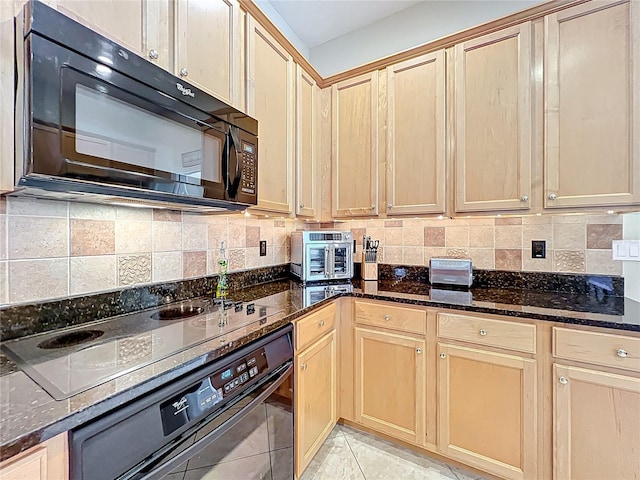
[1,297,284,400]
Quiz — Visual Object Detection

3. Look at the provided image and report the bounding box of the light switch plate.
[612,240,640,261]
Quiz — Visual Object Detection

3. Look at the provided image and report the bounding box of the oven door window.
[57,67,226,198]
[306,245,328,278]
[333,246,349,275]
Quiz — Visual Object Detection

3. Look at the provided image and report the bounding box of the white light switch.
[613,240,640,261]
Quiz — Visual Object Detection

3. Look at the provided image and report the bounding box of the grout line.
[341,427,368,480]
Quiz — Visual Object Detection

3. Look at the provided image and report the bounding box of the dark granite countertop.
[1,277,638,461]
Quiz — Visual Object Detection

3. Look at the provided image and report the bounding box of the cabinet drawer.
[295,303,336,351]
[553,327,640,372]
[354,301,426,335]
[437,312,536,354]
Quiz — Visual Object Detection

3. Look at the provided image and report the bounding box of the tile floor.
[299,425,488,480]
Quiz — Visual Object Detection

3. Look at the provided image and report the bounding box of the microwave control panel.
[240,142,256,195]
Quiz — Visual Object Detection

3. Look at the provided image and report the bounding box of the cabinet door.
[295,65,317,218]
[438,344,536,480]
[0,433,68,480]
[355,327,425,443]
[247,17,294,214]
[386,51,446,215]
[175,0,242,105]
[454,24,532,212]
[544,1,640,208]
[295,330,337,478]
[554,364,640,480]
[332,72,378,217]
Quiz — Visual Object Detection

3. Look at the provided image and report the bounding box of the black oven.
[14,0,257,211]
[70,326,293,480]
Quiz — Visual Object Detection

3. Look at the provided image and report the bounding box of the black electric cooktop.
[1,297,283,400]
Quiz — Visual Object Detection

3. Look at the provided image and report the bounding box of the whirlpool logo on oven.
[172,396,188,414]
[176,83,195,98]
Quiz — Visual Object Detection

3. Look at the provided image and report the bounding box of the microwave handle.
[226,126,243,199]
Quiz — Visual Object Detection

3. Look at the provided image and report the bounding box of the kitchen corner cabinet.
[294,304,338,478]
[453,23,533,213]
[174,0,242,106]
[55,0,170,70]
[0,433,68,480]
[247,17,295,214]
[332,72,379,217]
[295,65,318,218]
[385,51,446,215]
[544,0,640,209]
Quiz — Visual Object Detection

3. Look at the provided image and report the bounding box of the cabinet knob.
[319,320,325,327]
[387,204,393,210]
[370,205,376,210]
[440,352,446,359]
[559,376,568,385]
[179,67,189,77]
[520,195,529,202]
[299,204,304,209]
[148,49,159,60]
[617,349,628,358]
[549,193,557,200]
[301,363,307,370]
[384,314,391,321]
[416,348,422,354]
[479,329,487,336]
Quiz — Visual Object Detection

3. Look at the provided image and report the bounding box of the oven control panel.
[240,142,256,195]
[160,347,268,435]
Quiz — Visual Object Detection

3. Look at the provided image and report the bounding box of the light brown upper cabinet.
[385,51,446,215]
[544,0,640,209]
[55,0,170,70]
[332,72,379,217]
[295,65,317,218]
[174,0,242,106]
[453,24,533,213]
[247,17,295,214]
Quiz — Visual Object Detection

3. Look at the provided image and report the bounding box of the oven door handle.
[125,362,293,480]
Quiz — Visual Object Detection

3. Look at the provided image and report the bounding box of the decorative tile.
[424,227,445,247]
[385,227,403,246]
[554,223,586,250]
[445,226,469,247]
[495,249,522,271]
[522,224,553,250]
[554,250,586,273]
[446,248,470,259]
[8,217,68,259]
[352,228,366,245]
[586,250,621,275]
[469,248,495,270]
[384,246,403,263]
[183,251,207,278]
[228,248,246,271]
[273,220,285,227]
[9,259,69,303]
[152,210,181,222]
[586,224,622,249]
[118,254,152,286]
[385,220,403,227]
[242,226,259,249]
[115,221,152,254]
[469,226,494,248]
[228,221,247,248]
[495,225,522,249]
[71,219,115,256]
[153,222,182,252]
[208,223,228,251]
[152,252,182,282]
[182,223,208,251]
[70,256,117,295]
[403,227,424,246]
[403,247,424,266]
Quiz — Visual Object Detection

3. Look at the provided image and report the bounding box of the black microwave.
[12,0,258,212]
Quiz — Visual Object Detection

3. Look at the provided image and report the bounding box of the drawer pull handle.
[319,320,325,327]
[384,314,391,321]
[479,329,487,336]
[301,363,307,370]
[416,348,422,354]
[559,376,568,385]
[440,352,446,359]
[617,349,628,358]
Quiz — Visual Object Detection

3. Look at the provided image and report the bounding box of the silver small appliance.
[429,258,473,287]
[290,231,354,283]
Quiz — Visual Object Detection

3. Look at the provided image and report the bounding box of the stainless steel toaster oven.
[290,231,353,283]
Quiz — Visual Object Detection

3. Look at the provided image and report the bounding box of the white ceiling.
[267,0,423,48]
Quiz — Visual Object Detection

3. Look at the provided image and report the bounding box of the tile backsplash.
[0,196,626,305]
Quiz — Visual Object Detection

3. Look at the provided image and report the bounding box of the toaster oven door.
[304,244,331,282]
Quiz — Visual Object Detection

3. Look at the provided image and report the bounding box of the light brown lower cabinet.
[294,330,337,478]
[553,364,640,480]
[437,343,537,480]
[354,326,426,444]
[0,433,68,480]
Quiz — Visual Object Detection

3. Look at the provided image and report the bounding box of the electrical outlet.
[532,240,546,258]
[259,240,267,256]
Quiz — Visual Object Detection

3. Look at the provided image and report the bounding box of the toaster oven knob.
[148,49,159,60]
[180,68,189,77]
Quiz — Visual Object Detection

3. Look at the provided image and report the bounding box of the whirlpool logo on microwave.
[176,83,195,98]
